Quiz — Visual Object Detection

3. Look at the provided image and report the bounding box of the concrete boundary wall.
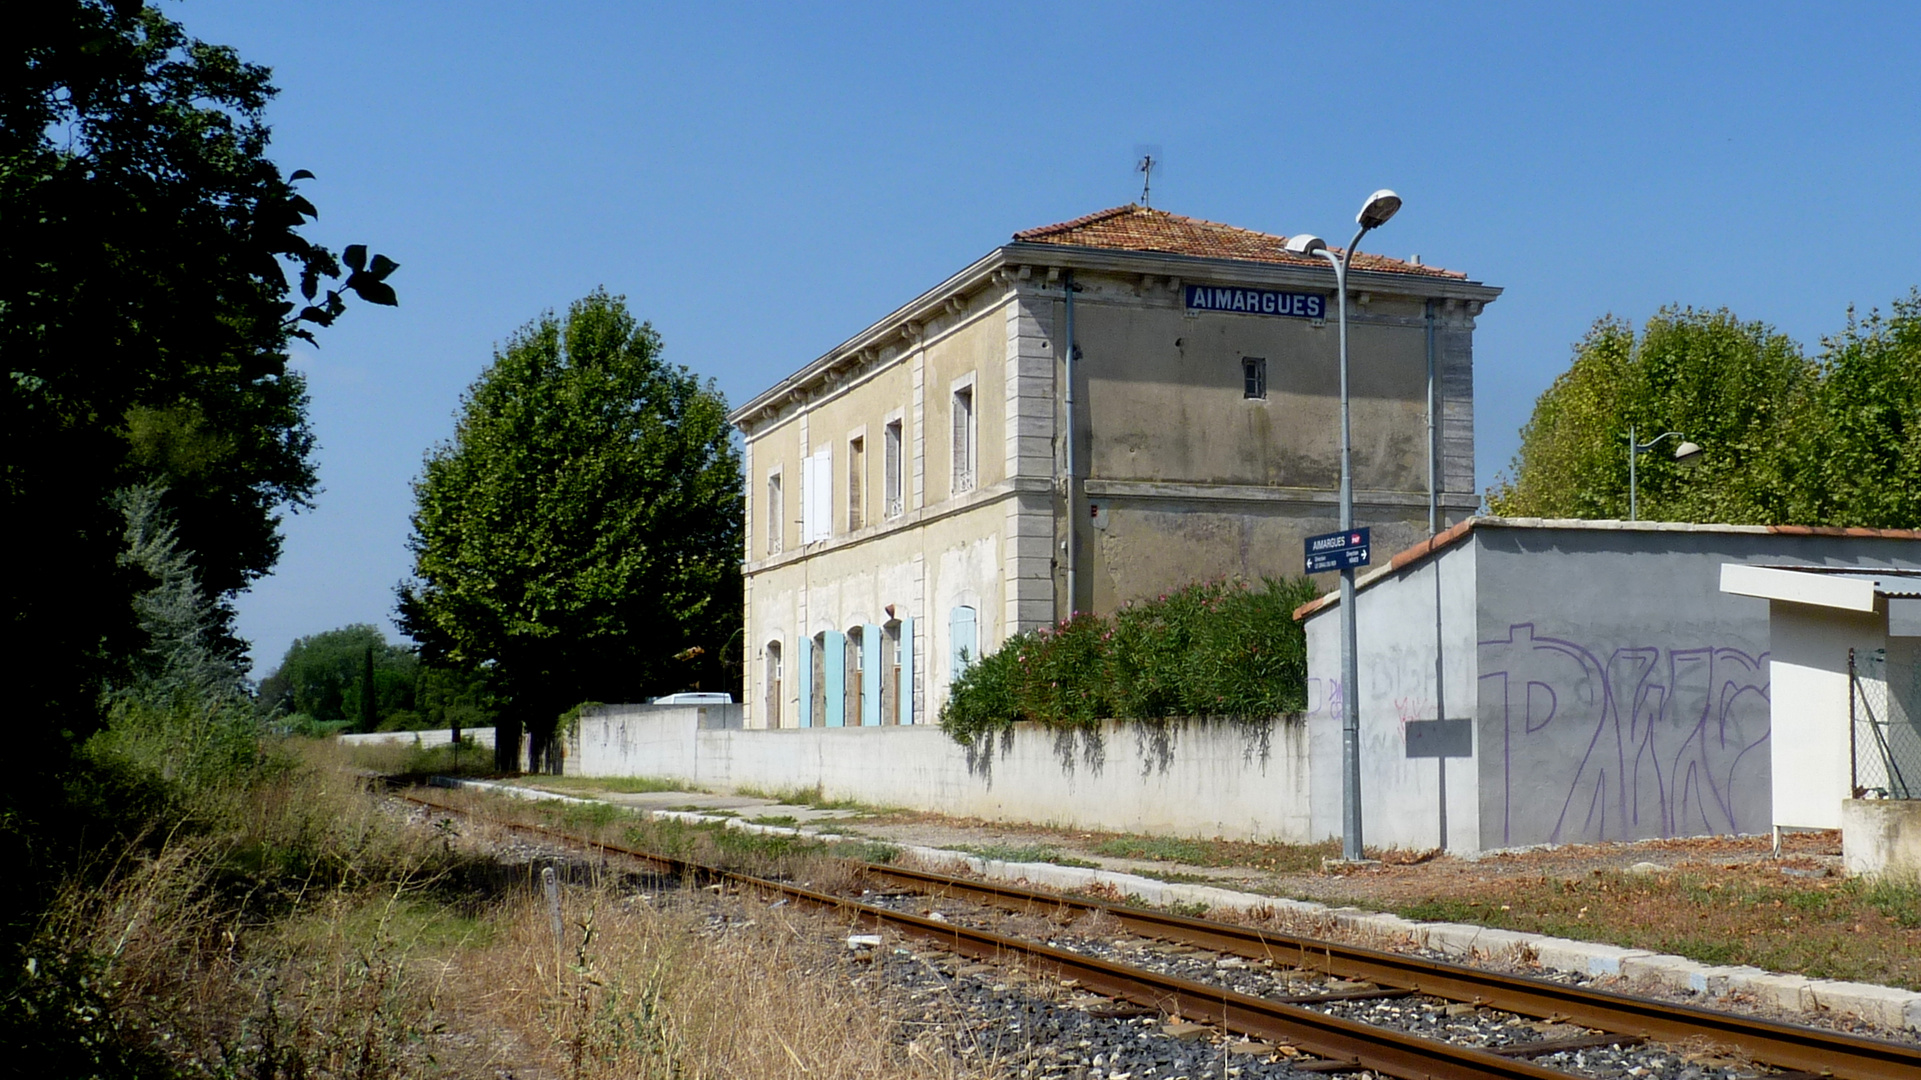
[340,727,496,749]
[564,706,1313,842]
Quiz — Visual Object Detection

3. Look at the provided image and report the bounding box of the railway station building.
[728,204,1503,730]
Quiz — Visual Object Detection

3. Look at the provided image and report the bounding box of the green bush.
[939,576,1320,744]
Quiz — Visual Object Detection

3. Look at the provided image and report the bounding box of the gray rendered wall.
[1472,528,1921,850]
[1306,540,1479,852]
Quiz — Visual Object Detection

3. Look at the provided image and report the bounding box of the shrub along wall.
[939,577,1320,744]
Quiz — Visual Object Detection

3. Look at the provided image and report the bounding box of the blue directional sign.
[1304,527,1371,573]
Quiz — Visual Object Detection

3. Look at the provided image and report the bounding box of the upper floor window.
[847,436,865,531]
[801,447,832,543]
[951,385,976,493]
[883,420,904,518]
[1243,357,1267,400]
[765,472,783,555]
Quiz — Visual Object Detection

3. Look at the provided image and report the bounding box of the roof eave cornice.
[728,246,1012,429]
[730,241,1504,432]
[1000,241,1504,303]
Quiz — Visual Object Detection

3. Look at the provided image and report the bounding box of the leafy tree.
[1487,307,1808,523]
[3,1,397,763]
[414,665,496,735]
[1489,297,1920,528]
[257,624,418,730]
[1778,290,1921,528]
[399,290,743,771]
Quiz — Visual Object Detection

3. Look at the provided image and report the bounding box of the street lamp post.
[1285,189,1401,864]
[1626,426,1703,521]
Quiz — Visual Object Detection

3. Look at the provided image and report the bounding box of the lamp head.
[1285,233,1328,256]
[1357,189,1402,229]
[1673,441,1703,468]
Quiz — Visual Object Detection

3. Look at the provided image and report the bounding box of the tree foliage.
[3,1,396,759]
[1778,292,1921,528]
[256,625,422,731]
[1488,294,1921,528]
[399,291,743,770]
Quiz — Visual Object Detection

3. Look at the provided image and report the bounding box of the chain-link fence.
[1852,646,1921,800]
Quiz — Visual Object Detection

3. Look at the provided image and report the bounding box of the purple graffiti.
[1478,624,1770,846]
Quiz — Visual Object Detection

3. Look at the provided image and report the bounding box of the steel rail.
[857,862,1921,1080]
[398,790,1573,1078]
[398,787,1921,1080]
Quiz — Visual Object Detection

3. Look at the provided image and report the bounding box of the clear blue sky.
[191,1,1921,675]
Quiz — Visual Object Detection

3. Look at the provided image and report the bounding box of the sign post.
[1306,527,1373,862]
[1304,527,1371,574]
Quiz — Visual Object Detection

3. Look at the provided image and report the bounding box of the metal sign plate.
[1405,717,1471,759]
[1185,285,1325,319]
[1304,527,1371,573]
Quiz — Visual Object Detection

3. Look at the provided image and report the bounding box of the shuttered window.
[951,387,975,493]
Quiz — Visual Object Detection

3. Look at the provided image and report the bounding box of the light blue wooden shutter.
[898,618,915,725]
[797,634,813,727]
[949,606,977,685]
[861,623,882,726]
[824,630,846,727]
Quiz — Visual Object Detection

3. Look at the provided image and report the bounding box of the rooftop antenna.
[1137,154,1156,207]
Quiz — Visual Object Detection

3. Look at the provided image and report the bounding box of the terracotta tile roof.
[1013,204,1466,279]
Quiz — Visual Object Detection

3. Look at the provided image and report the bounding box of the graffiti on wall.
[1479,623,1771,846]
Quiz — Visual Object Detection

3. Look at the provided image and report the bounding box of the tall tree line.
[1489,292,1920,528]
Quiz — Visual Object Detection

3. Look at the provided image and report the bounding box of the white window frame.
[801,447,833,543]
[950,375,977,495]
[846,428,866,532]
[765,469,784,556]
[883,414,904,518]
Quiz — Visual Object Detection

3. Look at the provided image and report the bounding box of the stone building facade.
[728,205,1502,729]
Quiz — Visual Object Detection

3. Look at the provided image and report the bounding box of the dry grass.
[1346,864,1921,990]
[455,884,979,1079]
[855,808,1342,874]
[28,754,482,1078]
[27,743,989,1077]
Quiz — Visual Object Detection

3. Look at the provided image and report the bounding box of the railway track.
[395,786,1921,1080]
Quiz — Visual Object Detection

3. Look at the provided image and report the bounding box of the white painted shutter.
[801,448,832,543]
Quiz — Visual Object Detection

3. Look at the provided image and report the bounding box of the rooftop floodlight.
[1285,233,1328,256]
[1674,441,1704,467]
[1357,189,1402,229]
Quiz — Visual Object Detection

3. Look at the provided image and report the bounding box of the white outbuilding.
[1719,563,1921,875]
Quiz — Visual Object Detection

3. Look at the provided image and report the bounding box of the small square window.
[1243,357,1267,400]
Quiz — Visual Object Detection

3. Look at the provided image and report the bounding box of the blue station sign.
[1185,284,1325,320]
[1304,527,1371,573]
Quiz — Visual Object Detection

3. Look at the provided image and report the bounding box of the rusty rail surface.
[397,786,1921,1080]
[859,862,1920,1080]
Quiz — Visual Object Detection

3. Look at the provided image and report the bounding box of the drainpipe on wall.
[1062,270,1078,618]
[1426,298,1450,849]
[1425,299,1438,535]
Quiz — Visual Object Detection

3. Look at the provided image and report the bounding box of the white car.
[651,692,734,704]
